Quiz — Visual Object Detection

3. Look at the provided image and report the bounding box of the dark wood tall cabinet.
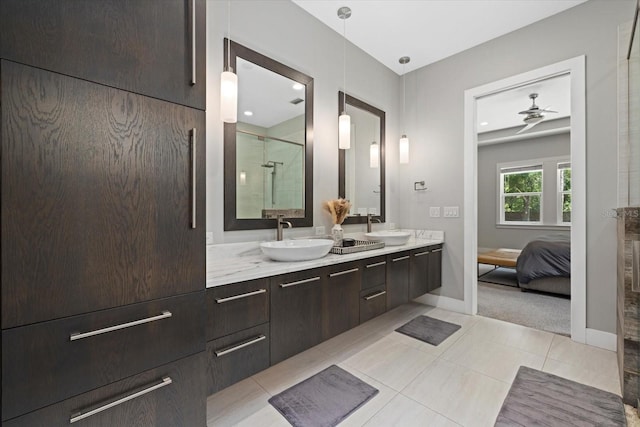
[1,1,206,425]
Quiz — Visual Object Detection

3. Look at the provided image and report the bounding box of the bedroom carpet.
[268,365,378,427]
[477,266,519,287]
[495,366,626,426]
[477,281,570,336]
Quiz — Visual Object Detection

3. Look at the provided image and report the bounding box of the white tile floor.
[206,302,621,427]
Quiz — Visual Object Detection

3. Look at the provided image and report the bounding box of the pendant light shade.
[221,1,237,123]
[220,69,237,123]
[399,56,410,164]
[370,141,379,168]
[399,135,409,164]
[339,112,351,149]
[338,6,351,150]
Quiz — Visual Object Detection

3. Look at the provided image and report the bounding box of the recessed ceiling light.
[292,83,304,91]
[244,111,253,116]
[480,121,489,126]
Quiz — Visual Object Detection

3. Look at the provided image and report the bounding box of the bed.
[516,235,571,296]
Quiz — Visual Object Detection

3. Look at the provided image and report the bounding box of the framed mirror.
[224,39,314,230]
[338,92,386,224]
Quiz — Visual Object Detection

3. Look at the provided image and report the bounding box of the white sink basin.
[260,239,334,262]
[365,230,411,246]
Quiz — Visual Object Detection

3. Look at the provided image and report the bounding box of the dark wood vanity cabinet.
[386,252,411,310]
[1,2,207,424]
[409,245,444,299]
[1,0,206,110]
[323,262,361,340]
[206,279,270,394]
[270,270,324,364]
[427,245,443,292]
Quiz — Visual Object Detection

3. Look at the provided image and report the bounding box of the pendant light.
[220,0,237,123]
[399,56,410,164]
[338,6,352,150]
[370,141,379,168]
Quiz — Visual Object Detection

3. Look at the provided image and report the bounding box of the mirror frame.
[338,92,386,224]
[224,39,314,231]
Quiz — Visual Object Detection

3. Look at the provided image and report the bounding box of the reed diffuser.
[323,198,352,245]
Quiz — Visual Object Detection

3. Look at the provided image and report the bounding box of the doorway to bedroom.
[463,57,586,342]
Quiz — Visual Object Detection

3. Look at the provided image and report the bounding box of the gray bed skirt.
[519,276,571,296]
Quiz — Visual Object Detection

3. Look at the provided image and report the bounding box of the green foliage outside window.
[502,170,542,222]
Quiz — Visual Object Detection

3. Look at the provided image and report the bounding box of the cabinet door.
[387,252,410,310]
[207,279,269,341]
[409,248,430,299]
[270,270,324,364]
[361,256,387,290]
[1,0,206,110]
[427,246,443,292]
[206,323,270,395]
[4,352,206,427]
[360,285,387,324]
[323,262,360,340]
[1,61,205,328]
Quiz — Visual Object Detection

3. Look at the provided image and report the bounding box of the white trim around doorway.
[463,56,586,343]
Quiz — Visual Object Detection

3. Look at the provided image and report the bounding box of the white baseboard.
[419,293,467,314]
[585,328,617,352]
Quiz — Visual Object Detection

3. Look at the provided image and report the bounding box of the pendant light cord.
[227,0,231,72]
[343,15,347,114]
[402,63,406,134]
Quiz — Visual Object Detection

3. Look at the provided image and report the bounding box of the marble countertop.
[206,230,444,288]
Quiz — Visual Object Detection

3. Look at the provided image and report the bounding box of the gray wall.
[206,0,401,243]
[477,134,570,250]
[399,0,635,333]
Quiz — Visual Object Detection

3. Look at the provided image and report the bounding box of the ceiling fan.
[516,93,557,134]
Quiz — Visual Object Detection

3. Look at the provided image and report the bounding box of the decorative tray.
[330,239,385,255]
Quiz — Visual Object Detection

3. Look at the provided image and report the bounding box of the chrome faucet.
[367,214,382,233]
[276,214,292,241]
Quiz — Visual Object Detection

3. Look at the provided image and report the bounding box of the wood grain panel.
[323,262,360,340]
[3,352,206,427]
[386,252,410,310]
[1,61,205,328]
[0,0,206,110]
[2,292,205,420]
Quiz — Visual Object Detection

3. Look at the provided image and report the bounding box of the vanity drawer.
[2,292,205,421]
[360,285,387,323]
[3,352,206,427]
[361,256,387,290]
[206,323,270,395]
[207,278,269,341]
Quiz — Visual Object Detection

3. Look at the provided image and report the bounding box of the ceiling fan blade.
[540,106,558,113]
[516,122,539,134]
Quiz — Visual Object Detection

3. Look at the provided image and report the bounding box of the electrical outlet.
[444,206,459,218]
[430,207,441,218]
[389,222,396,230]
[205,232,214,245]
[315,226,326,235]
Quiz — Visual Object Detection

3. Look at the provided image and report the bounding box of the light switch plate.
[315,226,326,235]
[444,206,459,218]
[206,232,214,245]
[430,207,441,218]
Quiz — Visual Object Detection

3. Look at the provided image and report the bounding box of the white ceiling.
[477,73,571,133]
[292,0,587,75]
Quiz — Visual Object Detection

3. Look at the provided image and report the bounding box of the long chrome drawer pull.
[431,248,443,253]
[216,289,267,303]
[414,251,429,257]
[364,290,387,301]
[70,311,172,341]
[392,255,410,262]
[191,128,197,229]
[366,261,386,268]
[190,0,196,85]
[215,335,266,357]
[70,377,172,423]
[329,268,359,278]
[280,277,320,288]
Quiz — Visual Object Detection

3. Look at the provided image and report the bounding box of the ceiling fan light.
[523,114,544,124]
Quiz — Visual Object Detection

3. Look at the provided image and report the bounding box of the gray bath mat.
[395,315,461,346]
[268,365,378,427]
[495,366,626,426]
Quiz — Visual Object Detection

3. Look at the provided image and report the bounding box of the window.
[558,162,571,224]
[499,164,543,224]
